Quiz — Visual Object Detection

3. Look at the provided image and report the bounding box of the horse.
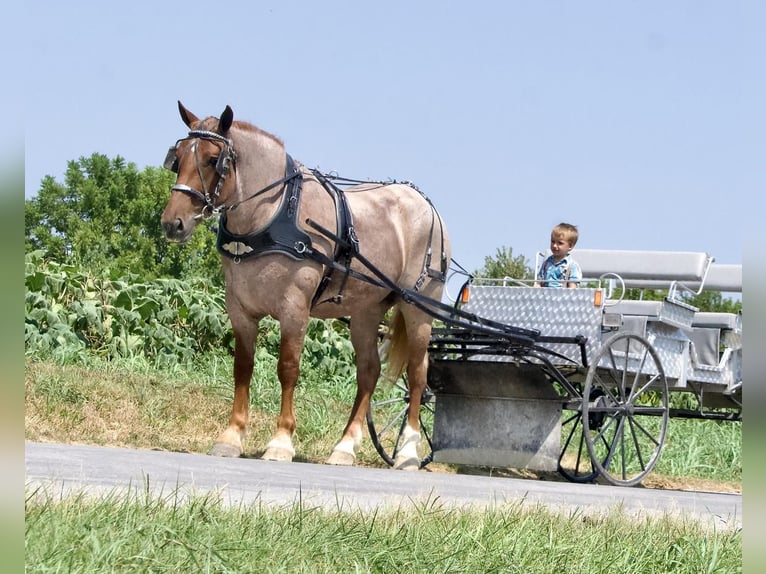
[160,102,451,470]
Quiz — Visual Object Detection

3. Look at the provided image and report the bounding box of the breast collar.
[216,154,360,307]
[216,154,314,262]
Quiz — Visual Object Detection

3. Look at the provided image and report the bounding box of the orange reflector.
[594,290,603,307]
[461,286,470,303]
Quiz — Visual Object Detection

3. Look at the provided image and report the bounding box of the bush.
[25,252,356,374]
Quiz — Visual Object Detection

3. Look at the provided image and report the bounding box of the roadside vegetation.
[24,250,742,487]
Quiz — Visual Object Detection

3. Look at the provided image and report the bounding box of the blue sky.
[23,1,761,279]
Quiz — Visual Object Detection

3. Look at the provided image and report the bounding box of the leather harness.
[215,154,442,308]
[168,131,448,309]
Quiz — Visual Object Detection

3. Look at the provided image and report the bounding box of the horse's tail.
[381,306,408,385]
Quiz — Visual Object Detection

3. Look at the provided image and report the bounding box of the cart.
[366,249,742,486]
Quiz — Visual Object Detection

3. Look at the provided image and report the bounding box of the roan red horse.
[161,102,451,469]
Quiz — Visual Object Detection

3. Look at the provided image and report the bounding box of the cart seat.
[575,249,712,283]
[692,312,741,331]
[606,297,698,329]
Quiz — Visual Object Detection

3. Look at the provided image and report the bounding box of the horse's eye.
[209,157,219,167]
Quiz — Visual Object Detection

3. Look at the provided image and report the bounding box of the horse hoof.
[393,457,420,471]
[208,443,242,458]
[261,447,294,462]
[326,450,356,466]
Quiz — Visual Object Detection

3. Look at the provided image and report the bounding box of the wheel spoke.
[377,405,408,438]
[627,418,648,472]
[558,408,598,483]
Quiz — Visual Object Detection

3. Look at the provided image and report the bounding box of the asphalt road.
[25,441,741,530]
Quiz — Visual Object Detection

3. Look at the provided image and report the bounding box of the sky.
[21,1,762,287]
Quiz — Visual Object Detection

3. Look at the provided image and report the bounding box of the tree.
[472,246,533,280]
[25,153,222,283]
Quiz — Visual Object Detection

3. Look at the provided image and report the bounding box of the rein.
[303,217,542,348]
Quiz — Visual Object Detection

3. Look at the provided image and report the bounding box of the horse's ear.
[219,105,234,134]
[177,101,198,128]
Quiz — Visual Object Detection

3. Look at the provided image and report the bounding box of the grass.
[25,485,741,574]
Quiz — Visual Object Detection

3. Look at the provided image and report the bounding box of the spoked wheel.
[366,375,436,468]
[557,388,604,483]
[583,332,669,487]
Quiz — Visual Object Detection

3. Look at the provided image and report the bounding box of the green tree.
[473,246,533,280]
[684,290,742,314]
[25,154,222,283]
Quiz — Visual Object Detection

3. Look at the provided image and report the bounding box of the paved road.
[25,441,741,530]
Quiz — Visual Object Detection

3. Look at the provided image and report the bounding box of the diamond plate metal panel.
[455,284,738,393]
[657,300,697,329]
[462,286,604,365]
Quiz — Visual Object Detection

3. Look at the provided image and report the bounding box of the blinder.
[214,148,234,176]
[163,146,179,173]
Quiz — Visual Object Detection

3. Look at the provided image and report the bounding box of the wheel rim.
[583,332,669,486]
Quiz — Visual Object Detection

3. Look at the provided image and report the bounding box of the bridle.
[164,130,237,216]
[165,129,302,218]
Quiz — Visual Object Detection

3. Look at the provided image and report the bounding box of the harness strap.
[304,218,542,346]
[309,169,361,308]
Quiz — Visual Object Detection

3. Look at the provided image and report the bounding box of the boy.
[535,223,581,288]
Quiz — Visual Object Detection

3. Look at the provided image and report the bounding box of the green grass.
[25,354,743,572]
[25,486,741,574]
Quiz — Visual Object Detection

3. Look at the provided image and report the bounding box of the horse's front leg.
[209,326,257,458]
[261,327,304,462]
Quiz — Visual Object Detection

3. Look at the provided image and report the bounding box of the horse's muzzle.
[162,218,191,242]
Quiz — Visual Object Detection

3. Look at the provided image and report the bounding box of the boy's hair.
[551,222,579,247]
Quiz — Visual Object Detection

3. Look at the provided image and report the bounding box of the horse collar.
[216,154,313,262]
[215,155,362,309]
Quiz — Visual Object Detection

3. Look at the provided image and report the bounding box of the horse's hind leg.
[392,308,434,471]
[327,307,387,466]
[209,324,257,458]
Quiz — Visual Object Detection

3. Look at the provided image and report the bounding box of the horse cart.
[160,103,741,488]
[366,250,743,487]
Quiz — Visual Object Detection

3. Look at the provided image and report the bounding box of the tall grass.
[26,486,741,574]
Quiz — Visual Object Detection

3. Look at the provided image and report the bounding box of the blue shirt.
[537,254,581,288]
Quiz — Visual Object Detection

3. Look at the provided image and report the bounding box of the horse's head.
[160,101,238,242]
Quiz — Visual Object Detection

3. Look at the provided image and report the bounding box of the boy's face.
[550,234,572,259]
